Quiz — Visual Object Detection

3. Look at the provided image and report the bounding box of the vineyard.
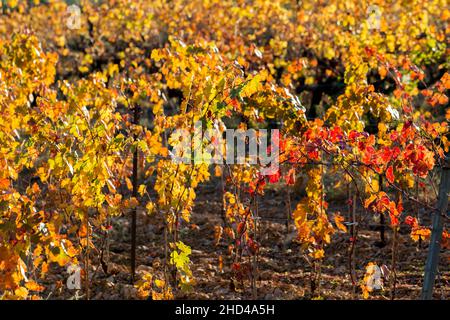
[0,0,449,301]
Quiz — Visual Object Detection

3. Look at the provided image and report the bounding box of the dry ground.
[42,179,449,300]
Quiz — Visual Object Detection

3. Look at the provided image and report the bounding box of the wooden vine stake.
[421,159,450,299]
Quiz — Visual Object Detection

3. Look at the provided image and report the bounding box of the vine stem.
[379,175,386,246]
[390,192,400,300]
[391,226,398,300]
[315,152,325,298]
[85,211,90,300]
[130,104,139,282]
[220,166,227,225]
[285,186,292,231]
[348,188,357,298]
[251,192,259,299]
[415,176,422,248]
[163,218,169,291]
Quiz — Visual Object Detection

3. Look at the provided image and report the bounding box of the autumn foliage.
[0,0,449,300]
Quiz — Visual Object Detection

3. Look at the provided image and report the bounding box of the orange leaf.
[25,280,44,292]
[0,178,10,190]
[378,66,388,79]
[334,213,347,233]
[438,93,448,105]
[441,72,450,89]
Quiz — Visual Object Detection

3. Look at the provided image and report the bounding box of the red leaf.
[267,171,281,183]
[237,222,246,235]
[285,168,296,185]
[405,216,418,228]
[386,166,395,184]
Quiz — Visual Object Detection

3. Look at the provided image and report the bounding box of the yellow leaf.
[154,279,165,288]
[146,201,155,214]
[138,184,146,197]
[309,249,324,259]
[14,287,29,299]
[7,0,18,9]
[125,177,133,191]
